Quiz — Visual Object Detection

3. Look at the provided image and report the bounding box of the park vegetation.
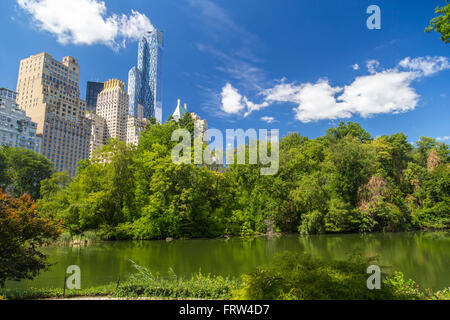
[31,116,449,240]
[0,117,448,287]
[0,116,448,243]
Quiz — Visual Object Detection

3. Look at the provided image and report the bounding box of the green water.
[6,231,450,291]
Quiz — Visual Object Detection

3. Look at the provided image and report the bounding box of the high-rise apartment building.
[16,52,91,176]
[128,29,163,123]
[85,81,104,113]
[96,79,129,143]
[86,112,106,158]
[126,115,147,146]
[0,87,41,153]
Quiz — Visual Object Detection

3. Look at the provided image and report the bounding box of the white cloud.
[264,71,419,122]
[339,70,419,118]
[436,136,450,142]
[243,98,269,117]
[236,56,450,122]
[366,60,380,74]
[263,80,351,122]
[261,116,276,123]
[352,64,360,70]
[399,56,450,76]
[221,83,245,114]
[218,56,448,123]
[17,0,154,49]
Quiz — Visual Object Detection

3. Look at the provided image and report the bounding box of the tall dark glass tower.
[85,81,104,112]
[128,29,163,123]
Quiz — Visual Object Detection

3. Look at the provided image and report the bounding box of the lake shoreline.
[50,227,450,247]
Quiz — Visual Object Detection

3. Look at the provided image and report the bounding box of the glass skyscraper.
[85,81,104,113]
[128,29,163,123]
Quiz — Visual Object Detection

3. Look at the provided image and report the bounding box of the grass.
[53,230,99,246]
[0,284,116,300]
[114,260,240,299]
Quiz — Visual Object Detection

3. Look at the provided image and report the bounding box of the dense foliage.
[37,117,449,240]
[0,190,60,287]
[233,252,449,300]
[426,0,450,43]
[0,147,53,200]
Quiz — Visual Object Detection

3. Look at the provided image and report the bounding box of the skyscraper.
[85,81,104,113]
[96,79,129,143]
[0,87,41,153]
[128,29,163,123]
[16,52,91,176]
[86,112,105,158]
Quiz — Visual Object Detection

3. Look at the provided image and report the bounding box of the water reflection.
[6,231,450,291]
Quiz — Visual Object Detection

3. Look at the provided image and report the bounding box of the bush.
[0,191,61,287]
[298,210,324,235]
[233,252,423,300]
[383,272,425,300]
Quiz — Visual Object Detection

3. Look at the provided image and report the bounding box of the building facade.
[85,81,104,113]
[96,79,129,143]
[16,52,91,176]
[128,29,163,123]
[127,115,147,146]
[0,88,41,153]
[86,112,106,158]
[191,112,208,139]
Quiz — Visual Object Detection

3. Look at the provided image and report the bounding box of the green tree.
[0,151,9,190]
[0,147,54,199]
[325,121,372,143]
[425,1,450,43]
[39,140,135,237]
[326,137,376,206]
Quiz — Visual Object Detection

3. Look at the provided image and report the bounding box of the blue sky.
[0,0,448,143]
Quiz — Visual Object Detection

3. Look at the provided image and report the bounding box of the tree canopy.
[426,0,450,43]
[0,147,54,200]
[37,120,449,240]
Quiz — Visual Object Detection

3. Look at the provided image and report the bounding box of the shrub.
[0,191,61,287]
[298,210,324,235]
[233,252,422,300]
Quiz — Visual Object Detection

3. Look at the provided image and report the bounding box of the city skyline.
[0,0,448,144]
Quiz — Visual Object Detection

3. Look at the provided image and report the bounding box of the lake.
[6,231,450,291]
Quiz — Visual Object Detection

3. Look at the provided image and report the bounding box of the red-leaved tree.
[0,190,61,287]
